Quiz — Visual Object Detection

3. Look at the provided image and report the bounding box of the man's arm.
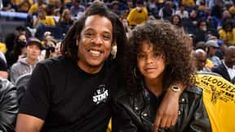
[16,114,44,132]
[153,83,186,131]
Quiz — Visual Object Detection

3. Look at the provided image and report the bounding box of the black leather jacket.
[112,86,212,132]
[0,79,18,132]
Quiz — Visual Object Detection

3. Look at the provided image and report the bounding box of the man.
[127,0,148,28]
[206,40,222,68]
[212,46,235,83]
[70,0,85,19]
[10,38,42,83]
[16,2,127,131]
[193,49,211,72]
[16,2,186,132]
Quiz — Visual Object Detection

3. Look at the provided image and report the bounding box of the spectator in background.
[194,19,209,43]
[193,49,211,72]
[212,46,235,84]
[58,9,74,34]
[206,40,222,68]
[218,19,235,45]
[4,26,29,56]
[33,8,56,28]
[28,0,47,15]
[10,38,42,83]
[127,0,148,29]
[220,10,233,28]
[175,4,189,19]
[70,0,85,19]
[49,41,62,58]
[16,0,33,12]
[182,9,199,35]
[159,0,175,21]
[1,0,14,11]
[7,34,28,68]
[41,34,58,59]
[109,0,121,16]
[0,57,9,79]
[181,0,195,9]
[170,14,184,32]
[147,0,159,19]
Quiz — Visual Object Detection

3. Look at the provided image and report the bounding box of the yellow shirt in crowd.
[218,28,235,45]
[36,16,56,26]
[181,0,195,7]
[127,7,148,26]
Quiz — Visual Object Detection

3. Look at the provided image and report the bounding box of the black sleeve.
[112,99,137,132]
[0,57,7,71]
[187,95,212,132]
[0,79,18,132]
[19,63,51,120]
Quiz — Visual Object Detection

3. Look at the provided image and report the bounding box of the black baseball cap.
[27,37,43,50]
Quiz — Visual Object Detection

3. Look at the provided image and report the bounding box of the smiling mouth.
[144,68,156,72]
[88,49,102,57]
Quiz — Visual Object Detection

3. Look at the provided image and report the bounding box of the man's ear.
[76,40,79,46]
[111,44,117,59]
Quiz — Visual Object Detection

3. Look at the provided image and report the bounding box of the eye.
[153,52,161,57]
[102,33,112,41]
[137,53,146,59]
[83,31,95,39]
[153,51,164,59]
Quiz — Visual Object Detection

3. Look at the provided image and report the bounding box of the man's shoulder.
[10,59,27,70]
[36,56,73,74]
[212,63,226,72]
[38,56,69,67]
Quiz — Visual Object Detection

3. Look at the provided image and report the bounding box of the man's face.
[136,5,143,12]
[225,47,235,68]
[26,44,41,61]
[77,15,113,74]
[195,54,207,70]
[199,22,207,31]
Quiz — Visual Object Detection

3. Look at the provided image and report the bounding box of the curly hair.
[125,20,195,93]
[60,2,127,64]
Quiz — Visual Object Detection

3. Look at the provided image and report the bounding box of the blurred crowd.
[0,0,234,82]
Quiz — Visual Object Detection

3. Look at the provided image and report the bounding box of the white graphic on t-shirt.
[93,84,108,104]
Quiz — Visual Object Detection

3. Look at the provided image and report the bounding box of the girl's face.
[137,41,166,82]
[173,16,180,25]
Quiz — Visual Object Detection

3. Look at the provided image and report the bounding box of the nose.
[92,35,103,45]
[145,55,153,64]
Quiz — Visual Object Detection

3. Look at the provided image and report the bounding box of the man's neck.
[77,62,103,74]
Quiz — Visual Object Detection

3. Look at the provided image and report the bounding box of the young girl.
[112,20,211,132]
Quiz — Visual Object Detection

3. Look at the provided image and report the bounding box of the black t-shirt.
[19,56,117,132]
